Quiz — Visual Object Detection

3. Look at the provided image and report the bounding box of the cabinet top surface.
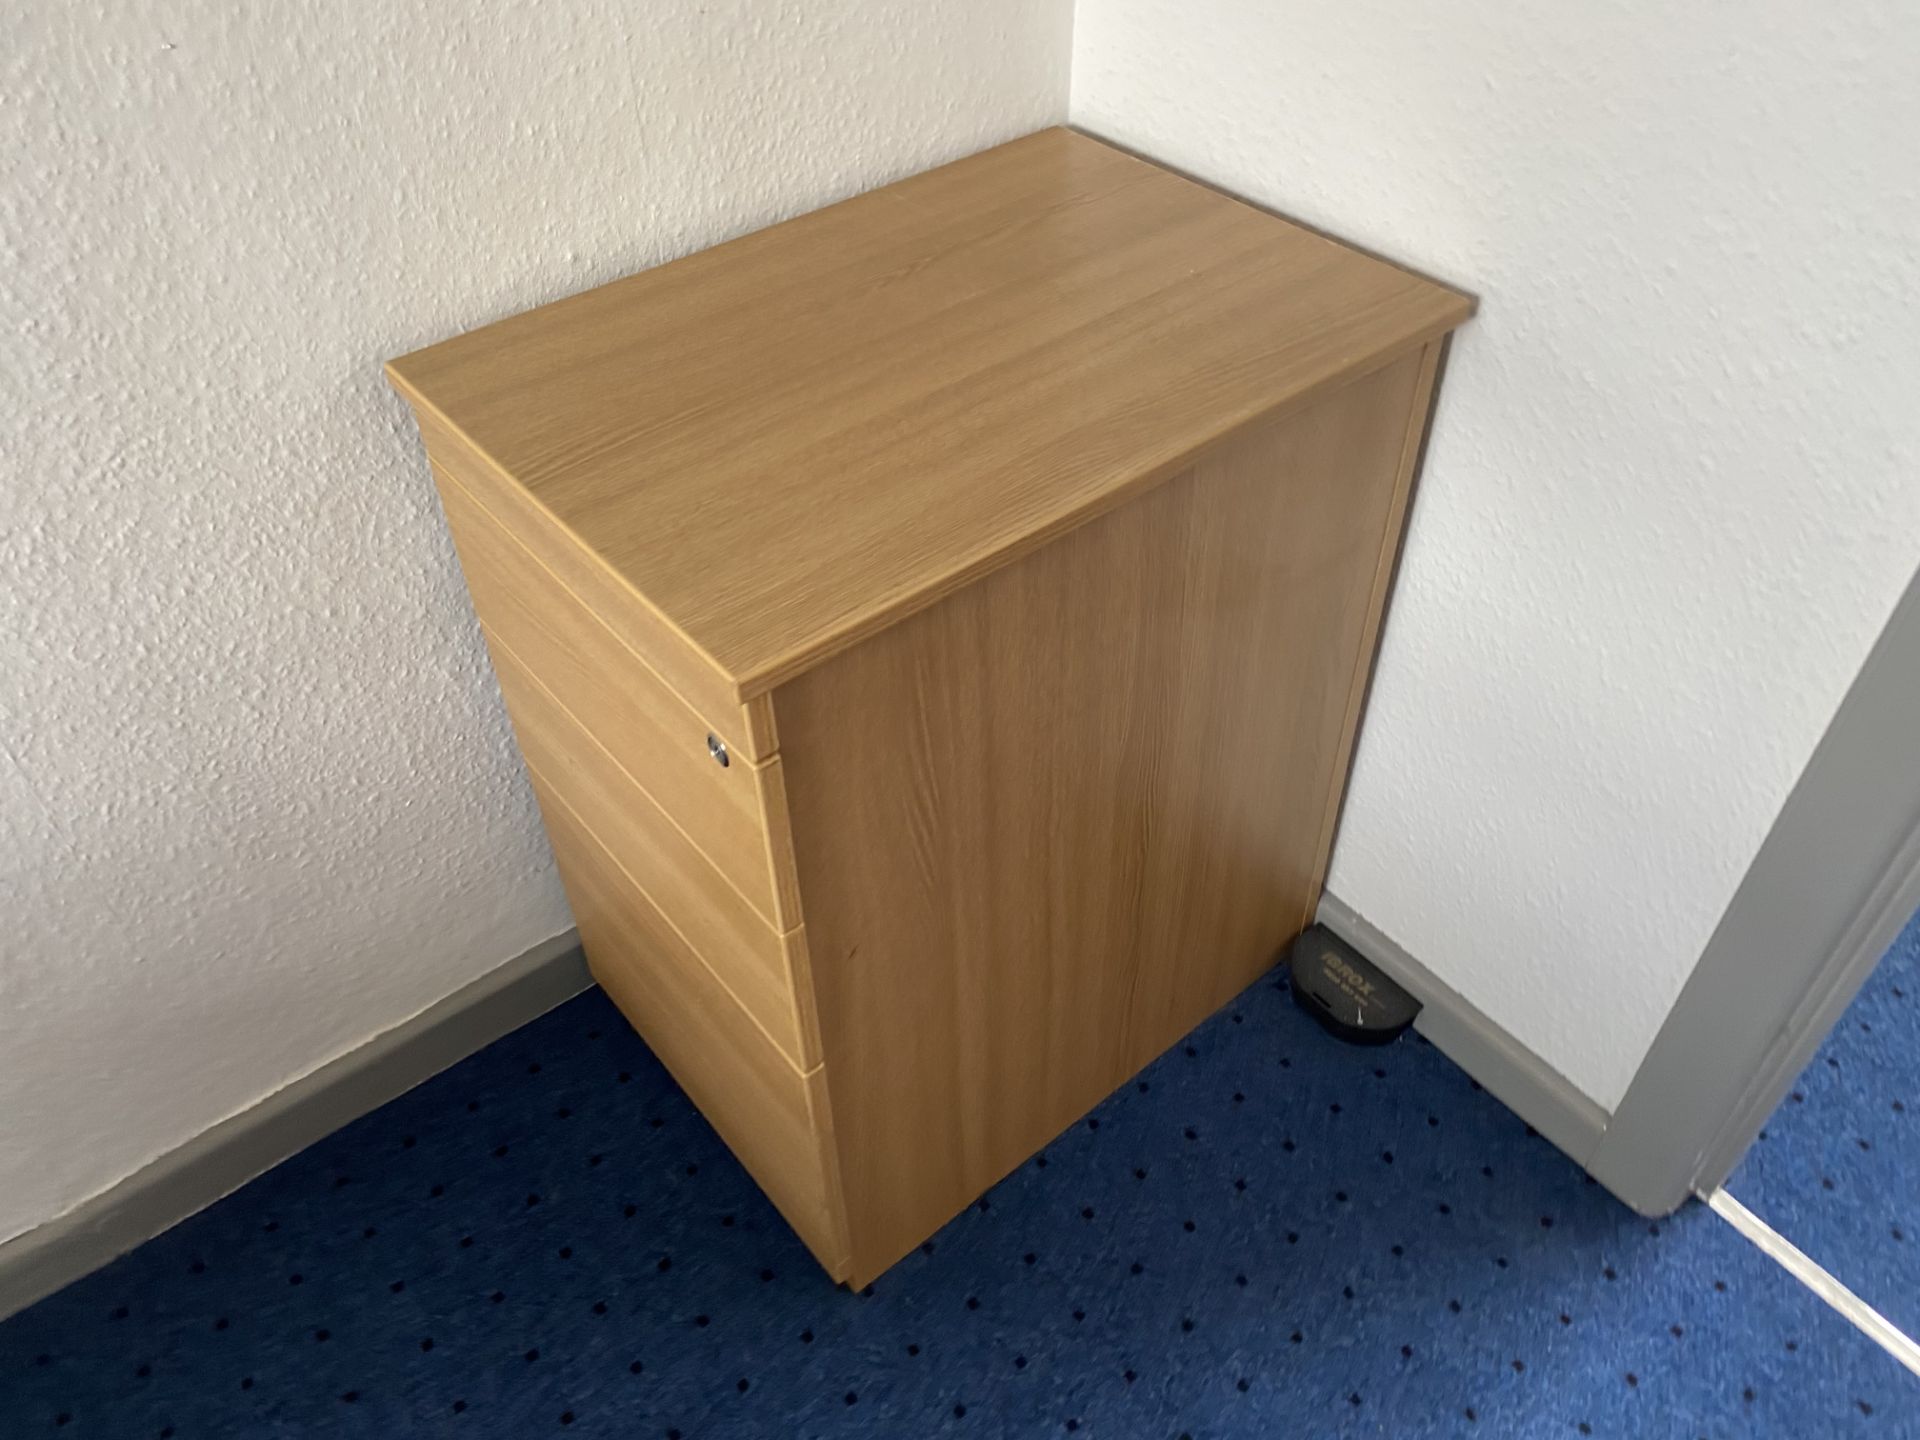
[388,128,1472,695]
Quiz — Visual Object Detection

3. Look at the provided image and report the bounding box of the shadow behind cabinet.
[387,129,1473,1287]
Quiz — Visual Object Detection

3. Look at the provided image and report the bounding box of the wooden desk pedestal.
[388,129,1472,1286]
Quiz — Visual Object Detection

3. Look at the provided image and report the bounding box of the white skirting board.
[1314,892,1612,1171]
[0,930,591,1322]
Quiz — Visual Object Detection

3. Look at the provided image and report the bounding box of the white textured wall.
[1075,1,1920,1107]
[0,0,1071,1244]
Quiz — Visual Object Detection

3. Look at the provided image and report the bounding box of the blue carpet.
[3,965,1913,1438]
[1731,905,1920,1340]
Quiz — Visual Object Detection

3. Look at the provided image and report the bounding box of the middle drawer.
[490,641,818,1070]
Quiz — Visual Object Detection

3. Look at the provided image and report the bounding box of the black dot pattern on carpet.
[0,968,1908,1436]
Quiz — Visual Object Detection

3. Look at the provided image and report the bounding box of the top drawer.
[436,471,801,931]
[418,412,775,762]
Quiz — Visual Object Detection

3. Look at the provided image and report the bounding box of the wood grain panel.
[488,642,816,1068]
[531,782,847,1279]
[418,413,774,757]
[435,471,798,927]
[389,129,1473,695]
[775,355,1427,1283]
[1299,338,1445,927]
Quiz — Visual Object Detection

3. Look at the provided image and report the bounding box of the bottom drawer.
[531,775,849,1280]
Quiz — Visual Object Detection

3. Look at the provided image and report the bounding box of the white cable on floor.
[1706,1187,1920,1381]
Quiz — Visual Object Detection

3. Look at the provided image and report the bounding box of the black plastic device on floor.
[1288,923,1421,1045]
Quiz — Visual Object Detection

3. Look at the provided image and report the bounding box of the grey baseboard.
[1314,893,1611,1169]
[0,930,591,1322]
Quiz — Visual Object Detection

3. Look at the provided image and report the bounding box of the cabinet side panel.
[776,352,1429,1283]
[1299,339,1444,925]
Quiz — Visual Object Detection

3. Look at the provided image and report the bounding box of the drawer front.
[421,413,776,761]
[534,782,847,1279]
[493,643,818,1068]
[438,471,801,930]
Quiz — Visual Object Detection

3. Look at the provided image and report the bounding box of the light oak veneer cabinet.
[387,128,1473,1286]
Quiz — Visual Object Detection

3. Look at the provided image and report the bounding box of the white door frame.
[1591,562,1920,1211]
